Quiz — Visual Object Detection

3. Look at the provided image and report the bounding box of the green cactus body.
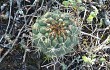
[32,11,80,58]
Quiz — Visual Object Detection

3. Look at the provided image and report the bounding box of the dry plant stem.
[5,0,12,34]
[93,35,110,52]
[55,0,63,6]
[82,5,87,22]
[92,26,110,52]
[41,57,60,70]
[22,41,31,63]
[97,24,110,31]
[0,11,27,62]
[33,0,40,5]
[0,0,44,62]
[101,25,110,38]
[41,62,59,70]
[0,0,13,62]
[0,24,26,62]
[27,0,45,25]
[81,31,101,40]
[41,62,55,67]
[27,0,41,12]
[22,49,27,63]
[0,0,12,42]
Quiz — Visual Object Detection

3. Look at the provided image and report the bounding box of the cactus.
[32,11,80,58]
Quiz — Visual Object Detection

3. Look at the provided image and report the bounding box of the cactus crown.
[32,10,80,58]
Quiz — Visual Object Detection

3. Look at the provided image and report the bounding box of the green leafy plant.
[87,5,98,23]
[62,0,85,11]
[82,54,106,65]
[32,10,80,58]
[99,57,106,62]
[82,55,96,64]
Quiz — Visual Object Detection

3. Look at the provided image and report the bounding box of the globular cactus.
[32,11,80,58]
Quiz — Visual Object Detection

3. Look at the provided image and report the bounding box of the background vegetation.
[0,0,110,70]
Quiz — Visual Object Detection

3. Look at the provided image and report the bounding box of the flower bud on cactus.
[32,11,80,58]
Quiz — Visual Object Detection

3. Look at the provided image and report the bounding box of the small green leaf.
[82,56,89,63]
[87,5,98,23]
[105,35,110,44]
[87,15,94,23]
[90,12,96,17]
[100,57,106,62]
[62,1,70,7]
[82,56,95,64]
